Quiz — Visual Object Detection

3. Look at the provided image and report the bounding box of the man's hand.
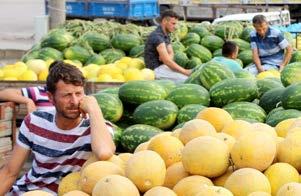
[257,65,265,73]
[79,96,100,118]
[25,99,37,113]
[184,69,192,76]
[279,64,285,72]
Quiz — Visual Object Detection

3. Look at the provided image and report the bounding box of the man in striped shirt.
[0,86,54,114]
[0,61,116,195]
[244,14,293,75]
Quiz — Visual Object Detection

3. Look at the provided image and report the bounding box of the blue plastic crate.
[89,0,159,20]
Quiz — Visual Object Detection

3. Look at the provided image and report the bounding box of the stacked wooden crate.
[0,102,16,168]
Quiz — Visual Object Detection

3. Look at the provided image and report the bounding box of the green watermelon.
[265,107,301,127]
[210,78,258,107]
[120,124,162,152]
[133,100,178,130]
[184,64,204,84]
[240,26,254,42]
[280,62,301,87]
[41,29,74,51]
[281,82,301,110]
[100,48,125,64]
[93,92,123,123]
[38,47,63,61]
[186,57,202,69]
[111,34,141,52]
[153,79,176,95]
[290,51,301,63]
[213,22,243,39]
[234,70,255,79]
[172,41,186,52]
[238,50,253,67]
[256,77,283,97]
[64,45,91,64]
[201,35,225,52]
[189,25,211,39]
[223,101,266,123]
[213,49,222,57]
[166,83,210,108]
[186,44,212,63]
[119,80,167,105]
[22,50,40,62]
[230,38,251,51]
[174,21,188,40]
[181,32,201,47]
[174,52,190,68]
[259,87,285,113]
[129,44,145,58]
[199,61,235,90]
[177,104,206,124]
[81,32,110,52]
[85,54,106,65]
[97,87,119,95]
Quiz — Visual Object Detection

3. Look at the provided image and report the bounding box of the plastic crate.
[89,0,159,20]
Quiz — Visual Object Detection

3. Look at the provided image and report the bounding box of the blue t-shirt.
[250,27,289,66]
[212,56,242,73]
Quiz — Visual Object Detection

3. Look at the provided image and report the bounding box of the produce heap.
[6,19,301,196]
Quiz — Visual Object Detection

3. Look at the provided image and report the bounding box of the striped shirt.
[10,109,113,195]
[250,27,289,66]
[21,86,54,111]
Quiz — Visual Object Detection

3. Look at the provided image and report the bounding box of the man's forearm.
[89,109,115,160]
[281,46,293,67]
[163,58,190,75]
[0,166,18,195]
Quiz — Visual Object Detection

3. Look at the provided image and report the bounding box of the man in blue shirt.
[144,10,192,83]
[212,41,242,73]
[244,14,292,75]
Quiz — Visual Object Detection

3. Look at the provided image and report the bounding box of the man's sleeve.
[21,87,37,102]
[250,33,258,49]
[152,33,166,48]
[16,115,33,150]
[278,32,289,49]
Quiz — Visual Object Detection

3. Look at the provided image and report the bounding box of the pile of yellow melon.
[24,107,301,196]
[0,57,155,82]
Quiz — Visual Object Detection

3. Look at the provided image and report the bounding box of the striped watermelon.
[240,26,254,42]
[201,35,225,52]
[230,38,250,51]
[290,51,301,63]
[172,41,186,52]
[234,70,255,79]
[81,32,110,52]
[223,101,266,123]
[238,50,253,67]
[256,77,283,97]
[119,80,167,105]
[166,83,210,108]
[177,104,206,124]
[41,29,74,51]
[186,44,212,63]
[111,34,141,52]
[181,32,201,46]
[259,87,285,113]
[189,25,211,39]
[174,51,190,68]
[184,64,204,85]
[280,62,301,87]
[93,92,123,123]
[120,124,162,152]
[186,57,202,69]
[210,78,258,107]
[133,100,178,130]
[266,107,301,127]
[153,79,176,95]
[199,61,235,90]
[281,83,301,110]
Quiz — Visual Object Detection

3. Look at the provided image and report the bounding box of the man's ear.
[47,91,54,104]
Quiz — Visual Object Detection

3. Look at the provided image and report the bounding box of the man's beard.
[55,105,81,120]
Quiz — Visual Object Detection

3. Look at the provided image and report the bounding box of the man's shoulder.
[269,27,282,36]
[250,30,257,38]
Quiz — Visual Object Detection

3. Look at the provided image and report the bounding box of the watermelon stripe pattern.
[281,83,301,110]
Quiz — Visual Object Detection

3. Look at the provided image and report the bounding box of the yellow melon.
[179,119,216,144]
[230,131,276,171]
[62,190,89,196]
[18,70,38,81]
[173,175,213,196]
[58,172,81,196]
[80,153,98,173]
[141,68,155,80]
[213,132,236,151]
[196,107,233,132]
[147,134,184,167]
[287,118,301,130]
[124,68,144,81]
[251,123,277,139]
[22,190,53,196]
[134,141,150,153]
[276,182,301,196]
[224,168,271,196]
[125,150,166,193]
[163,162,189,189]
[248,191,271,196]
[256,71,277,80]
[264,162,299,196]
[118,153,133,163]
[128,58,145,69]
[212,167,235,187]
[171,128,181,139]
[92,174,139,196]
[26,59,47,74]
[38,69,49,81]
[277,131,301,172]
[195,185,234,196]
[275,118,296,137]
[221,119,252,139]
[273,136,285,163]
[144,186,177,196]
[79,161,124,194]
[107,155,126,171]
[182,136,229,178]
[286,126,301,137]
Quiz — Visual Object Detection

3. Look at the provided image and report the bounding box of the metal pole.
[48,0,66,29]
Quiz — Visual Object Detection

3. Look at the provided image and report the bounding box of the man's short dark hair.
[47,61,86,94]
[222,41,238,57]
[252,15,267,25]
[160,9,179,22]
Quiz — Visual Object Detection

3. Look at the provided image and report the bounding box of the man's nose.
[70,94,79,104]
